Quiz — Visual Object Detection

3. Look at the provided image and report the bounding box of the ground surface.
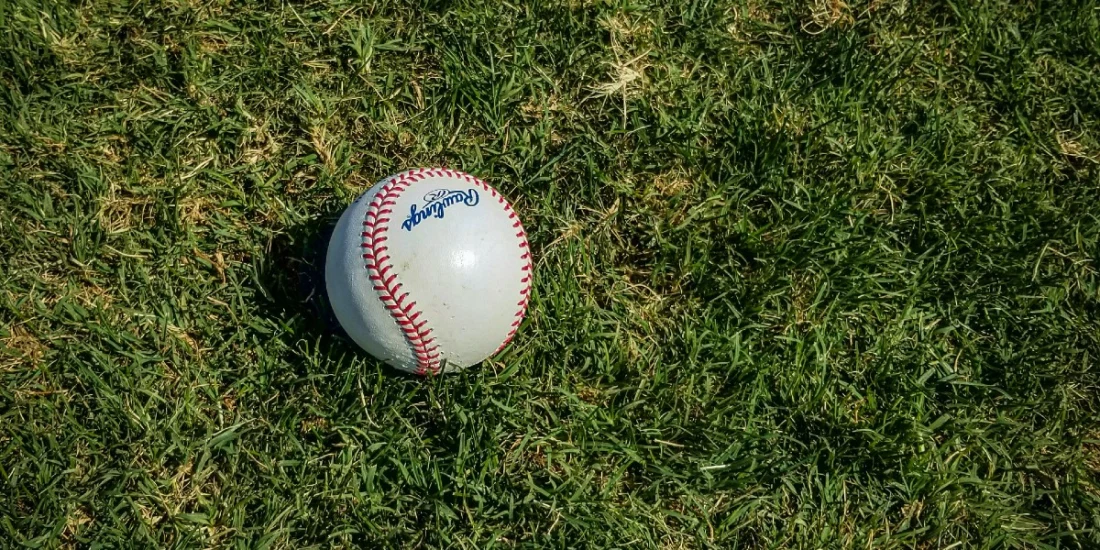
[2,0,1099,547]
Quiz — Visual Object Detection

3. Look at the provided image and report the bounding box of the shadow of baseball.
[253,197,433,380]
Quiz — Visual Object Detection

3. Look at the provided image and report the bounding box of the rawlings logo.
[401,188,480,231]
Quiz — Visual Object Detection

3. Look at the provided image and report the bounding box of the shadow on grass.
[253,200,366,364]
[252,198,441,382]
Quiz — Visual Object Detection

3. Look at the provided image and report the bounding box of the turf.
[2,0,1099,547]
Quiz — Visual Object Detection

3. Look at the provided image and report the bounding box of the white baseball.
[325,168,533,375]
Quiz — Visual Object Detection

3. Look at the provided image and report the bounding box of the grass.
[1,0,1099,547]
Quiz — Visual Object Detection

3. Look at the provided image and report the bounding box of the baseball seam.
[360,168,531,375]
[458,172,533,355]
[362,169,440,375]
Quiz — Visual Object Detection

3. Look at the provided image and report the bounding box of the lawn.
[2,0,1099,547]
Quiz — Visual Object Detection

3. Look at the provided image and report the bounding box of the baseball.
[325,168,533,374]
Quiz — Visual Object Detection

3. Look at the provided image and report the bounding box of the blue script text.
[401,189,480,231]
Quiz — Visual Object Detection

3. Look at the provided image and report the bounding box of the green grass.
[2,0,1099,547]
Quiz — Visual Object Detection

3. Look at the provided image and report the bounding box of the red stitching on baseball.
[362,167,531,371]
[451,170,533,357]
[363,169,443,375]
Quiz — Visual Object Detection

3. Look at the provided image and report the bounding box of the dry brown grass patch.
[803,0,854,35]
[2,325,48,368]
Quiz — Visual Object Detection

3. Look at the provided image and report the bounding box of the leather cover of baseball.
[325,168,532,374]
